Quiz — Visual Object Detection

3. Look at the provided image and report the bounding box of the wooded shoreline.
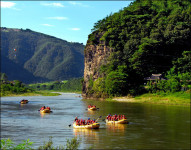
[2,90,190,106]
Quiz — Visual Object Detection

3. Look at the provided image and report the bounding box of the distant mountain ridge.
[1,27,85,83]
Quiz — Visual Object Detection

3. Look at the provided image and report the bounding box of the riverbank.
[1,91,61,97]
[112,91,191,106]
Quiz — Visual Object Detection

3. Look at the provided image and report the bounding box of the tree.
[0,73,8,81]
[105,66,128,96]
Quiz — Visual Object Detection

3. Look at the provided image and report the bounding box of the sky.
[1,1,133,45]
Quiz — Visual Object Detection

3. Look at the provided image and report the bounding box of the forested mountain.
[1,28,84,83]
[83,0,191,98]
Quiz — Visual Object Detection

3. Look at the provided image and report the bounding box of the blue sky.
[1,1,133,45]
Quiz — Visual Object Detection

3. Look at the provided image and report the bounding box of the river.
[1,93,190,149]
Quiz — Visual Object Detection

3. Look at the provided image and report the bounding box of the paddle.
[69,116,79,127]
[95,116,102,122]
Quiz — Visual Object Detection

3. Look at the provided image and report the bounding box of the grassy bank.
[27,78,82,93]
[40,90,82,94]
[112,91,191,106]
[1,91,61,97]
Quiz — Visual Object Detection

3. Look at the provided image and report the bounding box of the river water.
[1,93,190,149]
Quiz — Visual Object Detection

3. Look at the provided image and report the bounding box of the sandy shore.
[112,96,136,102]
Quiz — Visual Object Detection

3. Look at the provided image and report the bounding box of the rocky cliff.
[82,0,191,99]
[82,37,114,98]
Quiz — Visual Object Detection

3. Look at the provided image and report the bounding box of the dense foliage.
[85,0,191,97]
[1,28,84,83]
[0,137,80,150]
[28,78,83,92]
[0,73,34,96]
[147,51,191,93]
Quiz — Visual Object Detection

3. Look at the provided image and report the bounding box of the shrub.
[0,138,33,150]
[1,137,80,150]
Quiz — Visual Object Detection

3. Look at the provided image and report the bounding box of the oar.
[95,116,102,122]
[69,116,79,127]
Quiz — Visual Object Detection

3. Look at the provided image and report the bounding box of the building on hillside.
[144,74,166,84]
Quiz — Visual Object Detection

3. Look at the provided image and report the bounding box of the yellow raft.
[20,100,29,104]
[73,123,100,129]
[40,109,51,113]
[88,107,97,111]
[106,119,128,124]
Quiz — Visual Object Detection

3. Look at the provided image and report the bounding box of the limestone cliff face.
[82,37,114,98]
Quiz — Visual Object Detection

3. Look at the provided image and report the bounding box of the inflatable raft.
[40,109,51,113]
[20,100,29,104]
[106,119,128,124]
[88,107,97,111]
[73,123,100,129]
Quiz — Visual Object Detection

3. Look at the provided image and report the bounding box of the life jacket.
[40,107,44,110]
[76,120,79,125]
[75,117,78,121]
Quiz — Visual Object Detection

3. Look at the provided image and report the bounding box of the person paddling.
[40,106,46,110]
[74,117,78,121]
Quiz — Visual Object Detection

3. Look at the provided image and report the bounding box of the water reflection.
[106,123,126,133]
[73,129,99,138]
[1,94,190,149]
[20,103,27,107]
[87,109,97,115]
[40,112,50,118]
[73,129,100,146]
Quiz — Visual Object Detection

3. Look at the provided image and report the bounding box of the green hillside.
[83,0,191,98]
[1,28,84,83]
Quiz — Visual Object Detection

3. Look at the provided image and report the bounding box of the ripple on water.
[1,95,190,149]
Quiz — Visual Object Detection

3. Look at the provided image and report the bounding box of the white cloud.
[70,28,80,31]
[47,17,68,20]
[41,24,54,27]
[1,2,16,8]
[69,2,89,7]
[41,3,64,7]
